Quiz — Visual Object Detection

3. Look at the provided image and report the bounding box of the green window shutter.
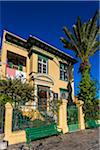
[38,55,48,61]
[9,62,13,68]
[18,65,23,71]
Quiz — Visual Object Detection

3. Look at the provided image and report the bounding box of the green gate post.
[76,100,85,130]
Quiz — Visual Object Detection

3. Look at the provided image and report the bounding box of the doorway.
[37,85,49,111]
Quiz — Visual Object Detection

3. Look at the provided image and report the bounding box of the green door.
[67,105,79,132]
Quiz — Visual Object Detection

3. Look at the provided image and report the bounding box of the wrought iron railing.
[12,102,57,131]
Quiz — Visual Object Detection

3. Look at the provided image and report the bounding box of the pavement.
[8,127,99,150]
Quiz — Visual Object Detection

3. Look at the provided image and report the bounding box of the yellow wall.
[1,30,74,98]
[30,46,72,98]
[49,57,68,95]
[1,30,30,79]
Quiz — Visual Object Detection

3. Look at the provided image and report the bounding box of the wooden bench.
[26,123,61,143]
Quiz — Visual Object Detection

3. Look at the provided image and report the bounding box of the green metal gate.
[12,103,57,131]
[67,105,79,132]
[0,106,5,134]
[12,98,59,142]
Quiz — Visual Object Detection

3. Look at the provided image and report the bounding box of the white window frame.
[60,63,68,81]
[38,57,48,74]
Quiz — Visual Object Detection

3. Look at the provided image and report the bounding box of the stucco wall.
[1,30,74,98]
[1,31,30,79]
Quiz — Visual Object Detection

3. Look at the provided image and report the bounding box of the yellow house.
[0,30,77,105]
[0,31,86,145]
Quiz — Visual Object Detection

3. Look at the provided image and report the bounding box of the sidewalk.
[8,127,99,150]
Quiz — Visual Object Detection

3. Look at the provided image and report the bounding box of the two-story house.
[0,30,77,107]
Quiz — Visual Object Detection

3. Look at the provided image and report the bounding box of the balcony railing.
[6,64,26,80]
[7,62,26,72]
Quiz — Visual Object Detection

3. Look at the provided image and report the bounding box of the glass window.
[60,89,68,99]
[38,63,42,73]
[60,63,68,81]
[38,55,48,74]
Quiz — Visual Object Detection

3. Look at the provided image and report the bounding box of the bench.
[26,123,61,143]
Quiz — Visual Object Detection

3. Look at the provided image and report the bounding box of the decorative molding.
[30,73,54,85]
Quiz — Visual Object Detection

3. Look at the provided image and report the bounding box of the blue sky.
[0,1,99,96]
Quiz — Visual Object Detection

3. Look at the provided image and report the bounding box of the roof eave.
[28,36,77,64]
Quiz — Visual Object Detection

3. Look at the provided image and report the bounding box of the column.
[33,84,38,110]
[4,103,13,139]
[76,100,85,130]
[26,57,30,81]
[58,99,68,133]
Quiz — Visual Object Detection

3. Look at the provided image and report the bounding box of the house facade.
[0,31,87,145]
[0,30,77,104]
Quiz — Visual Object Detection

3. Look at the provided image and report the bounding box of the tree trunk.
[67,63,74,105]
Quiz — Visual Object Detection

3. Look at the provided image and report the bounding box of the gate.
[0,106,5,134]
[12,102,57,131]
[12,98,59,142]
[67,105,79,132]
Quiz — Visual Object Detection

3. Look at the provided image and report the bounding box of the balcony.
[6,51,27,80]
[6,63,26,80]
[7,62,26,72]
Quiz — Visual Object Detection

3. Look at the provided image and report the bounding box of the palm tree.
[60,11,99,116]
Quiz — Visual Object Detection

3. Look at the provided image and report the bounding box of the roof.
[4,31,77,64]
[28,36,77,64]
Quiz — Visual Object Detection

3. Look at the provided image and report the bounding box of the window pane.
[60,89,68,99]
[64,72,68,81]
[38,63,42,73]
[43,64,46,68]
[60,63,64,69]
[38,57,42,62]
[60,63,68,81]
[43,64,47,73]
[60,71,62,79]
[64,65,67,70]
[43,59,46,63]
[43,69,46,73]
[60,71,64,80]
[38,56,48,74]
[43,68,46,73]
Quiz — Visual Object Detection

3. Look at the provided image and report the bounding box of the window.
[53,93,58,100]
[38,55,48,74]
[60,89,68,99]
[60,63,68,81]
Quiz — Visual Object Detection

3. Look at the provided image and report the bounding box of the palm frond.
[63,26,83,59]
[89,41,100,56]
[73,24,79,42]
[88,10,99,39]
[75,16,82,44]
[63,26,77,43]
[61,10,99,64]
[86,25,99,56]
[60,37,77,51]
